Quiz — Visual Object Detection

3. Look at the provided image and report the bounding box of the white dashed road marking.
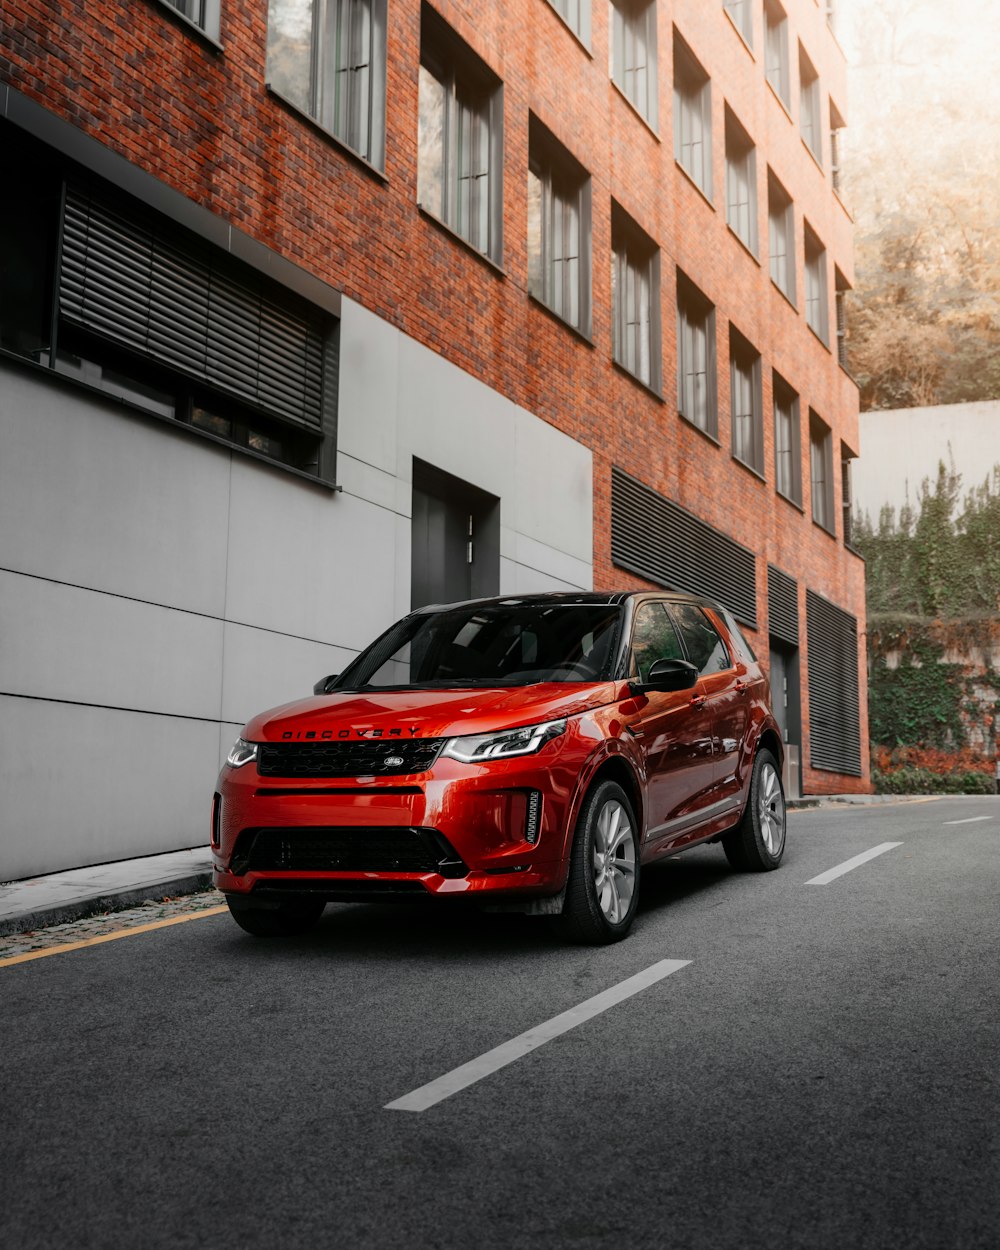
[943,815,994,826]
[385,958,691,1113]
[805,842,903,885]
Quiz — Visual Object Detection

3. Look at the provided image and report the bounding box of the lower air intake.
[231,827,467,877]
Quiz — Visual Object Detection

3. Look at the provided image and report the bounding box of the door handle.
[690,693,707,708]
[735,680,751,694]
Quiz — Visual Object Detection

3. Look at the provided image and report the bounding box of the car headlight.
[441,718,567,763]
[226,737,258,768]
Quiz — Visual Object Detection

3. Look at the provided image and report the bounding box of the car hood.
[243,682,620,742]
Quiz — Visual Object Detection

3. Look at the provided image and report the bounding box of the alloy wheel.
[758,762,786,855]
[592,799,637,924]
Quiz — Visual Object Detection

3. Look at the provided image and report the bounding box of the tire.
[225,895,326,937]
[722,748,786,872]
[552,780,641,945]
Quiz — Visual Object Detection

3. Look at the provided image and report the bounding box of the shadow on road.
[214,846,738,965]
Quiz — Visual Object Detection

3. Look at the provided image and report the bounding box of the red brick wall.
[4,0,868,791]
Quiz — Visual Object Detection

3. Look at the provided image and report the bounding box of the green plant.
[872,766,994,796]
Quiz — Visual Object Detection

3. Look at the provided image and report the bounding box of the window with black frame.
[773,370,802,506]
[610,0,658,127]
[764,0,790,108]
[677,270,717,437]
[612,203,660,391]
[266,0,387,170]
[768,169,796,303]
[729,325,763,475]
[725,106,758,254]
[418,5,504,263]
[160,0,221,40]
[0,125,339,484]
[528,117,592,336]
[674,31,713,198]
[547,0,590,45]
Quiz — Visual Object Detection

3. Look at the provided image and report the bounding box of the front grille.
[231,826,467,877]
[257,739,445,778]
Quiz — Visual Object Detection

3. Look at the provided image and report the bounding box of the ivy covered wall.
[854,463,1000,794]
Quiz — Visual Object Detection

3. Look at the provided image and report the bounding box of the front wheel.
[552,780,641,945]
[722,748,786,871]
[225,895,325,937]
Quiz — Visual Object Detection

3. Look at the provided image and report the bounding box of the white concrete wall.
[0,297,592,879]
[854,401,1000,521]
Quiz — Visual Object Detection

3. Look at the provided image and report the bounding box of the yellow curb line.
[0,905,229,969]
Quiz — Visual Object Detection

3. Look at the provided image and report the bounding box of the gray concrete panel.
[0,364,231,616]
[337,299,401,477]
[219,621,357,728]
[0,569,224,720]
[0,695,218,879]
[222,454,398,650]
[513,405,593,565]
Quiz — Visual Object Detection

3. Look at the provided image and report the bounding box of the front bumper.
[213,745,584,900]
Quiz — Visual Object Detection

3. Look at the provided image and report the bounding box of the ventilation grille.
[768,565,799,646]
[806,589,861,776]
[59,187,326,427]
[231,826,466,877]
[257,739,445,778]
[611,467,757,627]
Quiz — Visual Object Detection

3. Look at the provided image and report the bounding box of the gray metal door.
[768,639,802,798]
[410,460,500,611]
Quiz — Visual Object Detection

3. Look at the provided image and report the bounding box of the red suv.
[213,592,786,943]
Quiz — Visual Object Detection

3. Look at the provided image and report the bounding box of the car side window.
[669,604,731,676]
[719,607,757,662]
[629,602,685,682]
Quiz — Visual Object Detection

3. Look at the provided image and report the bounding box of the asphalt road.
[2,796,998,1250]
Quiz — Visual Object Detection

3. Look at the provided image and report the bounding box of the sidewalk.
[0,848,214,937]
[0,792,921,936]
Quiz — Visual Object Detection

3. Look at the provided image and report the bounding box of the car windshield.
[336,602,623,690]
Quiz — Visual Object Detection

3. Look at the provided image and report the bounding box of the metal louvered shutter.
[806,589,862,775]
[768,564,799,646]
[611,466,757,627]
[59,187,326,428]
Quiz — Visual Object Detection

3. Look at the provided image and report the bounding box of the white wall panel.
[499,557,583,596]
[0,365,231,617]
[0,569,223,719]
[223,454,397,650]
[337,300,400,475]
[394,331,517,501]
[513,407,593,563]
[510,533,594,591]
[0,696,217,880]
[855,400,1000,519]
[219,621,356,728]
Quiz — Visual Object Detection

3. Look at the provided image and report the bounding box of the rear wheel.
[553,780,640,945]
[722,748,786,871]
[225,896,325,937]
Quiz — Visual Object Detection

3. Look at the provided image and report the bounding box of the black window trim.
[1,90,342,489]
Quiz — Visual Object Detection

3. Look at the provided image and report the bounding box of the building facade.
[1,0,867,879]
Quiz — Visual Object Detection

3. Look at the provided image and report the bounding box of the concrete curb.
[0,871,214,937]
[787,794,943,811]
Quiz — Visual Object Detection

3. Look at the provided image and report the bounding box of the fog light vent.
[525,790,542,844]
[211,793,222,847]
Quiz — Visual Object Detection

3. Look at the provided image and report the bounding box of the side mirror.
[313,674,339,696]
[634,658,699,694]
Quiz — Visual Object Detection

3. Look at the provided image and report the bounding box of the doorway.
[768,639,802,798]
[411,459,500,610]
